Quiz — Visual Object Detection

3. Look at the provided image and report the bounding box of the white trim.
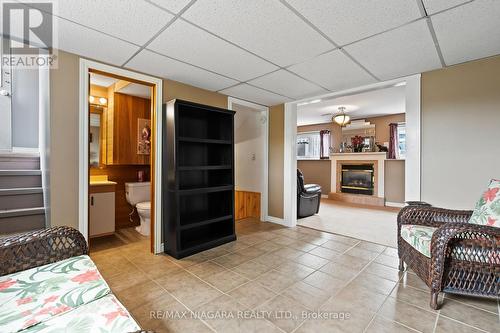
[283,103,297,227]
[11,147,40,154]
[284,74,422,226]
[227,97,269,222]
[385,201,405,208]
[265,216,287,226]
[78,59,163,254]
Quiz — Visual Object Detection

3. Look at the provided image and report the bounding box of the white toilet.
[125,182,151,236]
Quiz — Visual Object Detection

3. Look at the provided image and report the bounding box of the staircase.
[0,153,46,235]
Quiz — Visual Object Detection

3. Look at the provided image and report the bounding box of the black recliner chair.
[297,169,322,218]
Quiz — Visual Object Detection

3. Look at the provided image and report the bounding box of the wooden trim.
[89,184,116,194]
[150,86,156,253]
[235,190,261,220]
[89,68,155,86]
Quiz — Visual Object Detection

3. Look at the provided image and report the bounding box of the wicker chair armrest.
[398,205,473,228]
[429,223,500,292]
[0,227,88,276]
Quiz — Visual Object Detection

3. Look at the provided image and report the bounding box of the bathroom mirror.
[89,106,105,167]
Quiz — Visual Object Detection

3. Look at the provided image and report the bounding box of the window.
[397,123,406,159]
[297,131,321,159]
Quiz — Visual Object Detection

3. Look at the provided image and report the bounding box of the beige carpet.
[297,199,400,247]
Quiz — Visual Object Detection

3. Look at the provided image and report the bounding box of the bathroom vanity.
[89,178,117,238]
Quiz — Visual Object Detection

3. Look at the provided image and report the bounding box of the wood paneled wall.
[90,166,149,229]
[235,190,261,220]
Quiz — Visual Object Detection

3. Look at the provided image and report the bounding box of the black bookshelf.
[162,99,236,259]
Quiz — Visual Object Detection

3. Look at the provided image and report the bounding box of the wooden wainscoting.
[235,190,261,220]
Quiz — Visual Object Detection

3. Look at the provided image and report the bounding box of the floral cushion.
[469,179,500,228]
[21,294,140,333]
[400,225,437,258]
[0,255,111,332]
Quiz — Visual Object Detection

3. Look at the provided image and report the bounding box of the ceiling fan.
[321,106,351,126]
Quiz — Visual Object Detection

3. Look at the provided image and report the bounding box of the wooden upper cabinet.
[107,92,151,165]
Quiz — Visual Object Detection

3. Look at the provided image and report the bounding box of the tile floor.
[90,219,499,333]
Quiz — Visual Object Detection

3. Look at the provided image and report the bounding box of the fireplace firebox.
[341,164,374,195]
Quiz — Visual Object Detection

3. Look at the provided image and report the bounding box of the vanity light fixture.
[99,97,107,105]
[88,95,95,103]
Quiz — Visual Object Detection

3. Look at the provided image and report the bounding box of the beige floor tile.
[319,262,360,282]
[275,262,315,281]
[293,252,329,269]
[130,295,189,331]
[116,280,170,311]
[320,240,354,253]
[218,240,251,253]
[390,283,438,311]
[255,270,296,292]
[382,247,399,258]
[258,294,309,332]
[439,298,500,332]
[297,234,329,246]
[281,281,330,311]
[374,253,401,269]
[204,269,249,292]
[252,240,283,252]
[434,315,485,333]
[322,284,387,313]
[295,305,375,333]
[185,261,227,279]
[271,247,305,260]
[444,293,499,314]
[399,271,429,291]
[272,228,303,240]
[344,247,380,261]
[212,252,251,269]
[134,259,184,280]
[287,240,318,252]
[355,241,387,253]
[364,262,404,282]
[378,297,437,333]
[365,316,416,333]
[253,252,286,268]
[349,271,398,296]
[329,253,371,270]
[233,259,272,279]
[303,271,346,294]
[272,235,296,246]
[105,267,150,293]
[228,281,277,309]
[309,246,340,260]
[328,234,361,246]
[235,246,268,260]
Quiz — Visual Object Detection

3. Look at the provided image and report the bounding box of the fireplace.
[341,164,374,195]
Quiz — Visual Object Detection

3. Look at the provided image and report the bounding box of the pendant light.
[333,106,350,126]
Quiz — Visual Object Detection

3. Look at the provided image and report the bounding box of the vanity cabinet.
[89,185,116,237]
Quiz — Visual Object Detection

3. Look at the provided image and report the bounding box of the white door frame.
[283,74,421,227]
[78,59,163,253]
[227,97,269,222]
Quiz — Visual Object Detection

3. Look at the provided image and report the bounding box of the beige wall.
[297,160,331,193]
[49,51,228,229]
[421,55,500,209]
[268,104,284,218]
[385,160,405,203]
[366,113,405,144]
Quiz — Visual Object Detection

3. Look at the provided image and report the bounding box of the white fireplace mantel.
[330,152,387,197]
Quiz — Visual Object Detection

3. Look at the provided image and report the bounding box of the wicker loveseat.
[397,203,500,309]
[0,227,142,332]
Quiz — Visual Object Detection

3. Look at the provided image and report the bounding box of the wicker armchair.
[397,203,500,309]
[0,226,88,276]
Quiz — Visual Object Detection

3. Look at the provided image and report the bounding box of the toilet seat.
[136,201,150,210]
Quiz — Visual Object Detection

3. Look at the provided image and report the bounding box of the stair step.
[0,207,45,217]
[0,156,40,170]
[0,170,42,189]
[0,188,44,210]
[0,212,45,234]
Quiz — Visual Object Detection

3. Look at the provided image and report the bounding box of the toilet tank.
[125,182,151,206]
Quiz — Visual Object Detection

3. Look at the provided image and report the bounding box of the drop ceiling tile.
[431,0,500,66]
[344,20,442,80]
[422,0,470,14]
[126,50,238,91]
[148,20,278,81]
[288,50,377,92]
[285,0,422,45]
[182,0,332,66]
[148,0,192,13]
[56,0,173,45]
[56,18,140,65]
[220,84,290,106]
[248,70,327,99]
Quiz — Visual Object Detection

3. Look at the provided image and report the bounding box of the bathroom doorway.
[79,59,163,253]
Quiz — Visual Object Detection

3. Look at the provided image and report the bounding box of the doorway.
[79,59,163,253]
[228,97,269,222]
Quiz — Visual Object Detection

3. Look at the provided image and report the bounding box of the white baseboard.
[321,194,329,199]
[266,216,288,226]
[385,201,405,208]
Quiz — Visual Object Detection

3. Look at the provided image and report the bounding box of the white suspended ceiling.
[23,0,500,106]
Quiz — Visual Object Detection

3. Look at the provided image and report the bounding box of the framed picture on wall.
[137,118,151,155]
